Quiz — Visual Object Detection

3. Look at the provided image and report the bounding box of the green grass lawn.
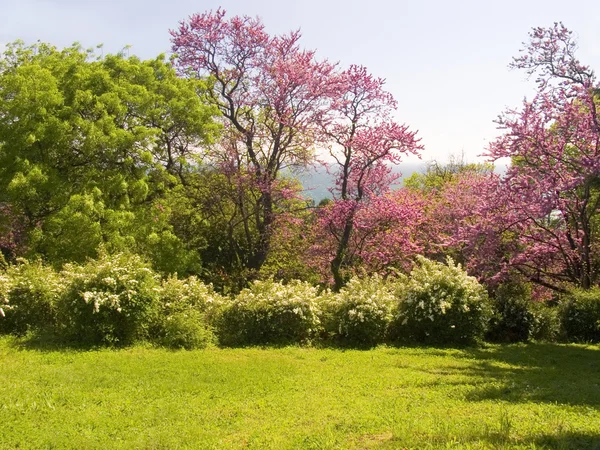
[1,338,599,449]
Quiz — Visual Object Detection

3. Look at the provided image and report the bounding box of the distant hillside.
[293,162,426,203]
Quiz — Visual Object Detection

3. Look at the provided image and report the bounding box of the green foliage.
[530,302,561,342]
[155,310,215,350]
[318,274,398,347]
[161,168,254,293]
[485,281,561,343]
[0,251,7,270]
[57,252,160,345]
[216,279,321,346]
[487,282,536,343]
[260,210,320,286]
[560,288,600,342]
[150,275,222,349]
[117,196,204,276]
[157,275,223,317]
[403,155,493,192]
[0,41,218,272]
[390,256,491,345]
[0,259,63,335]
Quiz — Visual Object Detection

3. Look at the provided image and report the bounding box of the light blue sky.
[3,0,599,164]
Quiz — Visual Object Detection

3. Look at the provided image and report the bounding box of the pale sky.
[2,0,600,164]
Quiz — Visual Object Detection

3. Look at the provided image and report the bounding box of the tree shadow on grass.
[459,343,600,408]
[524,430,600,450]
[4,332,119,353]
[472,430,600,450]
[378,429,600,450]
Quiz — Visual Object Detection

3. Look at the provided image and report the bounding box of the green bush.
[487,282,535,343]
[530,302,560,342]
[390,256,491,345]
[560,288,600,343]
[318,274,398,347]
[216,279,321,346]
[151,275,222,349]
[57,252,160,346]
[156,275,223,321]
[0,259,63,336]
[156,310,215,350]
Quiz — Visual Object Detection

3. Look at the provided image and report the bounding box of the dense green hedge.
[1,255,594,348]
[560,288,600,343]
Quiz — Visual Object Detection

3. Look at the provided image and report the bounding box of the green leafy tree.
[404,152,493,192]
[0,41,219,272]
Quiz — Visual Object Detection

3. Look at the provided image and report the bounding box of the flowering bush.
[390,256,491,345]
[560,288,600,343]
[216,279,321,346]
[156,275,223,319]
[318,274,398,347]
[0,271,10,320]
[0,259,63,335]
[57,252,160,345]
[151,275,223,349]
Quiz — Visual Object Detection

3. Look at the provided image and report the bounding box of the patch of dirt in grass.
[353,431,394,449]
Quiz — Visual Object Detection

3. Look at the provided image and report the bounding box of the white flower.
[82,291,94,304]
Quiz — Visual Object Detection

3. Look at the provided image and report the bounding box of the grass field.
[1,338,599,449]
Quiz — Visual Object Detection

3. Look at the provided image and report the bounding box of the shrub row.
[2,253,599,348]
[0,254,221,349]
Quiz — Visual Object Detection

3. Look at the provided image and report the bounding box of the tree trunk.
[331,218,354,292]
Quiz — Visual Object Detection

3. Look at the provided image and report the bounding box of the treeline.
[1,14,600,346]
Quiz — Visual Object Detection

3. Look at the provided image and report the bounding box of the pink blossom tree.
[485,23,600,290]
[171,9,336,272]
[422,170,511,283]
[307,187,426,285]
[317,65,422,289]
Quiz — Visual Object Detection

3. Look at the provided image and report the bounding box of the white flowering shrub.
[216,279,321,346]
[151,275,223,349]
[390,256,491,345]
[0,271,10,321]
[157,275,223,318]
[57,252,160,345]
[318,274,398,347]
[0,259,63,336]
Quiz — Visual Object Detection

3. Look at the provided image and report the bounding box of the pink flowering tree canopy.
[317,65,422,289]
[485,23,600,290]
[171,9,336,272]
